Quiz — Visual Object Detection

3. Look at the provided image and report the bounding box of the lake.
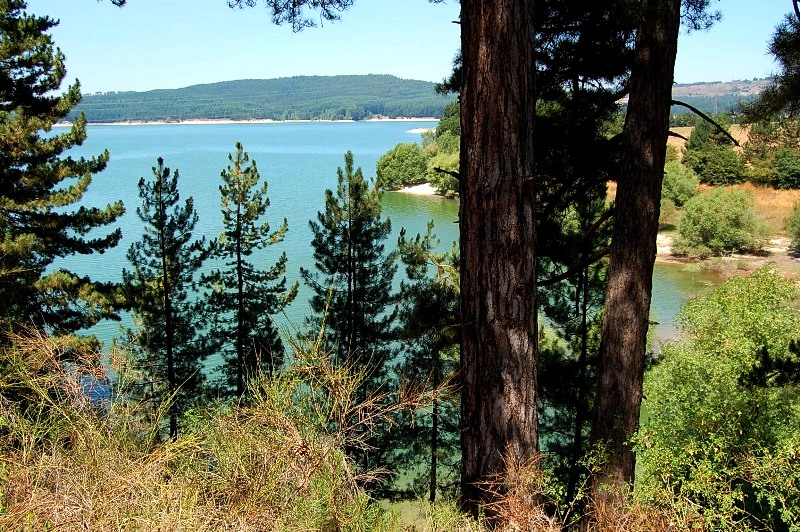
[55,121,718,348]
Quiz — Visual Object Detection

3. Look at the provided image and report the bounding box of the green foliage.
[786,201,800,251]
[683,115,748,185]
[426,151,459,197]
[122,158,211,438]
[770,146,800,189]
[0,0,124,335]
[537,194,610,507]
[202,143,298,398]
[664,144,679,163]
[432,130,459,155]
[684,145,748,185]
[435,101,460,137]
[376,142,428,190]
[673,188,769,258]
[636,268,800,530]
[377,103,461,197]
[662,160,698,207]
[659,197,680,229]
[742,119,800,186]
[72,75,455,122]
[301,152,399,486]
[301,151,397,398]
[393,222,460,501]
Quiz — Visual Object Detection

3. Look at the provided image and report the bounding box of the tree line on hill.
[6,0,800,529]
[69,75,455,122]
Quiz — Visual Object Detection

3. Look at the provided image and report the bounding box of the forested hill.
[70,75,455,123]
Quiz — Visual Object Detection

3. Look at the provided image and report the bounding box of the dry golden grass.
[729,182,800,234]
[0,329,405,531]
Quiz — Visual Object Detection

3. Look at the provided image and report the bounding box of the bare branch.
[671,99,740,146]
[434,166,460,180]
[794,0,800,22]
[668,130,689,142]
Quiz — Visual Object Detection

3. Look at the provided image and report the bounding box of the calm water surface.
[56,121,717,348]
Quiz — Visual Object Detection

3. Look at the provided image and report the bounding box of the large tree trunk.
[589,0,681,511]
[459,0,538,518]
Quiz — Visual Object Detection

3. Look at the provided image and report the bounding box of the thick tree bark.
[459,0,538,517]
[589,0,681,510]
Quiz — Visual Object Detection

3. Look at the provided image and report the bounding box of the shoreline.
[394,183,439,196]
[54,116,440,127]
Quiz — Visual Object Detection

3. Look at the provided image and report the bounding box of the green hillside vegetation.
[70,75,455,123]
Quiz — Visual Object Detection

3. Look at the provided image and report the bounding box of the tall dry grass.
[0,328,413,530]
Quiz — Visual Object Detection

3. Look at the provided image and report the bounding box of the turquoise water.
[57,121,456,343]
[55,121,714,347]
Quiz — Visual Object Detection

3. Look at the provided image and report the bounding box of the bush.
[436,101,460,138]
[427,151,459,197]
[659,197,679,229]
[635,269,800,530]
[684,145,748,185]
[683,115,748,185]
[376,142,428,190]
[770,146,800,188]
[786,201,800,251]
[662,161,698,207]
[673,188,770,258]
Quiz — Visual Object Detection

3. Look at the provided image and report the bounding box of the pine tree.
[538,194,610,505]
[393,222,460,502]
[300,150,397,478]
[0,0,124,335]
[301,151,397,385]
[203,142,297,398]
[123,158,210,440]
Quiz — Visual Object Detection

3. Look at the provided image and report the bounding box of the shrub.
[436,101,460,138]
[786,201,800,251]
[686,145,749,185]
[376,142,428,190]
[770,146,800,188]
[673,187,770,258]
[427,151,460,197]
[683,115,748,185]
[659,197,679,229]
[635,269,800,530]
[662,161,698,207]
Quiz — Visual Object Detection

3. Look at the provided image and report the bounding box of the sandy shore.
[55,117,440,127]
[395,183,438,195]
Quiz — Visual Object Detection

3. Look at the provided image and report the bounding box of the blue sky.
[24,0,796,93]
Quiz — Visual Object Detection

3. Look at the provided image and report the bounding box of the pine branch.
[538,247,609,287]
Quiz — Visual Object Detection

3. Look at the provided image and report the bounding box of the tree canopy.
[0,0,124,336]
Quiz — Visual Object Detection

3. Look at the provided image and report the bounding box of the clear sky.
[23,0,798,94]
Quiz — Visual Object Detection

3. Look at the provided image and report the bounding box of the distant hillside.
[71,75,455,123]
[670,78,772,115]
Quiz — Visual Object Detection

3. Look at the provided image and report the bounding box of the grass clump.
[0,328,426,530]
